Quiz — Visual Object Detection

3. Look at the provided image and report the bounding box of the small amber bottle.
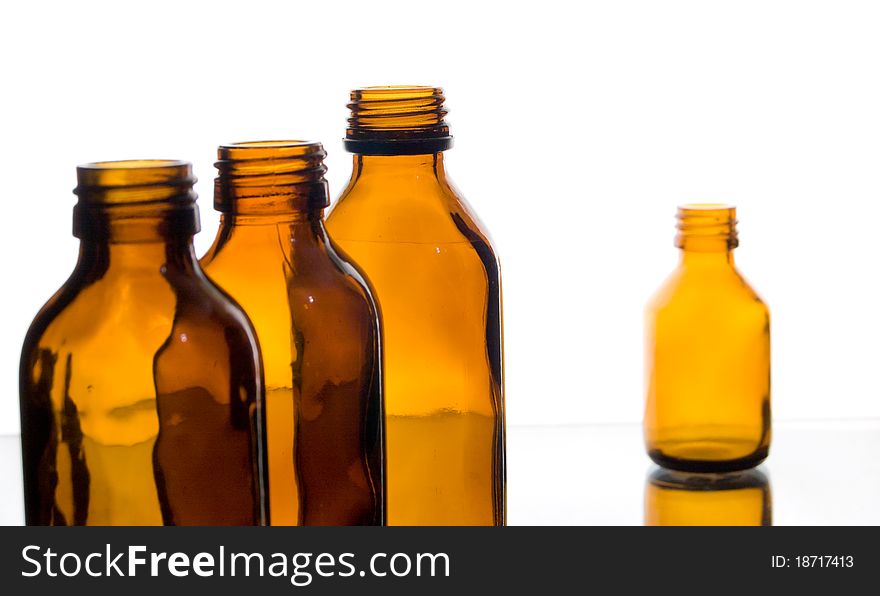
[645,468,772,526]
[645,205,771,472]
[201,141,384,526]
[326,86,506,526]
[19,160,267,525]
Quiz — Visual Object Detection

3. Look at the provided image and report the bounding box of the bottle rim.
[77,159,190,171]
[74,159,197,204]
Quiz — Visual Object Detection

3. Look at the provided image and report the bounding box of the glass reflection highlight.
[644,467,771,526]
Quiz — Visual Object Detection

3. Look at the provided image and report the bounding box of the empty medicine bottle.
[19,160,267,525]
[644,204,771,472]
[645,468,772,526]
[326,86,506,526]
[201,141,384,526]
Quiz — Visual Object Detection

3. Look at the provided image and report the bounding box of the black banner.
[0,527,875,594]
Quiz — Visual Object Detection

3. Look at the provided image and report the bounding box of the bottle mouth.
[214,140,329,213]
[344,86,453,155]
[675,203,739,250]
[75,160,197,205]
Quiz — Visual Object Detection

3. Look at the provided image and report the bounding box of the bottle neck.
[351,152,446,181]
[220,210,325,226]
[213,140,330,219]
[674,204,738,268]
[679,247,735,267]
[211,210,329,267]
[218,210,327,240]
[72,160,200,275]
[74,203,200,242]
[76,235,199,281]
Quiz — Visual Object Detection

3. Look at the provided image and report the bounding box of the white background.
[2,0,880,436]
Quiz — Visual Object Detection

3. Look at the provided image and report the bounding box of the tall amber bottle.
[645,468,772,526]
[326,86,506,526]
[201,141,384,526]
[645,205,771,472]
[19,160,267,525]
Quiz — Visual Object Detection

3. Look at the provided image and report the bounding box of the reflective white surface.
[2,420,879,525]
[508,420,880,525]
[0,434,24,526]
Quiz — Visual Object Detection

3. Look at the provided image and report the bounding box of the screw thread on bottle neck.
[675,204,739,252]
[344,86,453,155]
[214,141,330,216]
[73,160,199,242]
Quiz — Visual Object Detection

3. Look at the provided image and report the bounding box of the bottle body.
[201,142,384,526]
[644,468,772,526]
[328,85,505,526]
[644,205,770,472]
[19,161,266,525]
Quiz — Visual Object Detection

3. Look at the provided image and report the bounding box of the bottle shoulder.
[23,264,252,359]
[21,278,84,362]
[328,172,497,252]
[201,223,377,308]
[647,263,768,317]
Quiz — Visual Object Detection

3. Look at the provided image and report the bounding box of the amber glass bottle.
[201,141,384,526]
[645,468,772,526]
[645,204,771,472]
[326,86,505,526]
[19,160,267,525]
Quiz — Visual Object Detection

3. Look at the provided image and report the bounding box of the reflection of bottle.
[645,468,772,526]
[645,205,771,472]
[326,86,506,525]
[20,160,267,525]
[202,141,384,526]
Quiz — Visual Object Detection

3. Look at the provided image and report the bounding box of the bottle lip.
[676,202,736,212]
[78,159,190,170]
[219,140,313,147]
[215,140,326,170]
[217,140,320,159]
[74,159,197,204]
[76,159,194,187]
[356,85,440,93]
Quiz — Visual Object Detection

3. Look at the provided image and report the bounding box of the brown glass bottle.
[201,141,384,526]
[645,468,772,526]
[326,87,506,526]
[645,205,771,472]
[19,160,267,525]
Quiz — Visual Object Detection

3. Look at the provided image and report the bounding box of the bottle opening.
[214,140,329,214]
[344,86,453,155]
[675,203,739,250]
[75,160,196,205]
